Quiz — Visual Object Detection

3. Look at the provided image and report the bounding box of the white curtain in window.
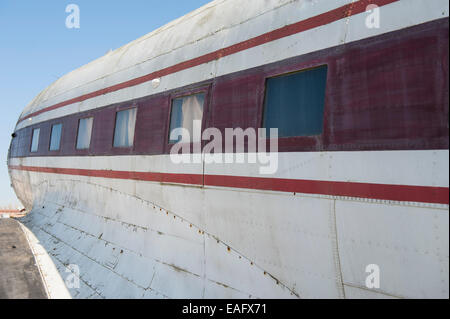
[127,108,137,145]
[76,117,93,149]
[114,108,137,147]
[181,95,204,142]
[31,128,40,152]
[50,124,62,151]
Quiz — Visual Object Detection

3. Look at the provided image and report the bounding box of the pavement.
[0,218,47,299]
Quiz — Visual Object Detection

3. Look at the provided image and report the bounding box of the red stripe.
[9,164,449,205]
[8,165,203,185]
[19,0,399,123]
[205,175,449,205]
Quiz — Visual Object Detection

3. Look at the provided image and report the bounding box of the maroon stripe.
[205,175,449,205]
[9,164,449,205]
[8,165,203,185]
[18,0,399,124]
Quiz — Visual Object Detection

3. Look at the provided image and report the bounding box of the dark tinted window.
[263,65,328,138]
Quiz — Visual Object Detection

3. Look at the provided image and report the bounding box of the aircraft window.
[169,93,205,144]
[76,117,94,150]
[49,123,62,151]
[113,108,137,148]
[263,65,328,138]
[30,128,40,153]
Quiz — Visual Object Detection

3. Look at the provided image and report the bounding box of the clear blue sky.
[0,0,211,208]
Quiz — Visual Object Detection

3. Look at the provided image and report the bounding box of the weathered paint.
[7,163,450,204]
[17,0,401,126]
[7,0,450,299]
[9,19,449,158]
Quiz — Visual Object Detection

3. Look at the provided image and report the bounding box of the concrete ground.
[0,218,47,299]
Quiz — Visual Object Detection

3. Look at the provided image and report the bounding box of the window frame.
[165,85,211,153]
[260,63,329,151]
[48,123,63,152]
[112,105,138,149]
[75,116,94,151]
[30,127,40,153]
